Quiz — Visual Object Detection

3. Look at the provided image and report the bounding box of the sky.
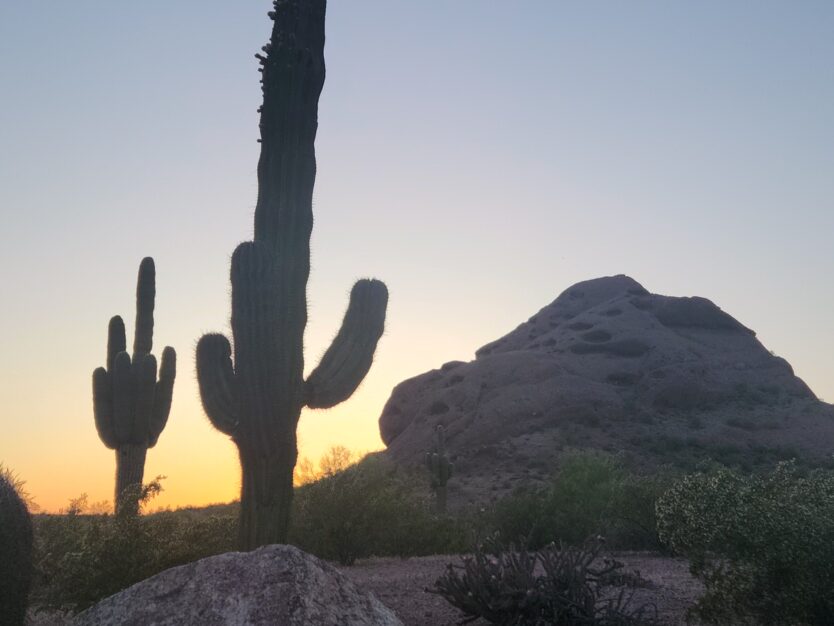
[1,1,832,512]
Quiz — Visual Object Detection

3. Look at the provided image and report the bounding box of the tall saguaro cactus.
[92,257,176,514]
[426,425,454,514]
[196,0,388,550]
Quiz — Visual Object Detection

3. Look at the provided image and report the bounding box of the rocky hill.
[379,275,834,506]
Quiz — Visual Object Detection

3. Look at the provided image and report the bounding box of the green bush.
[656,461,834,625]
[492,452,670,550]
[289,453,469,565]
[33,480,236,611]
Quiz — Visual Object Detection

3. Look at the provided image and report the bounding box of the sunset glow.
[1,1,832,512]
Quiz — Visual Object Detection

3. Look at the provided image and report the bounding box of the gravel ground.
[339,552,703,626]
[27,552,702,625]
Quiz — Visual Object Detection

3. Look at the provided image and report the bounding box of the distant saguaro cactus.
[196,0,388,550]
[426,425,454,514]
[0,470,33,626]
[92,257,176,515]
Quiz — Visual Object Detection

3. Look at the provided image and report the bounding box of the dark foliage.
[289,454,469,565]
[491,453,670,551]
[432,536,657,625]
[0,468,34,625]
[33,480,236,612]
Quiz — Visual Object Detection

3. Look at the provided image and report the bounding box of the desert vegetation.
[19,448,834,624]
[1,466,34,625]
[656,461,834,625]
[2,1,831,625]
[489,452,670,552]
[433,537,658,625]
[32,479,235,612]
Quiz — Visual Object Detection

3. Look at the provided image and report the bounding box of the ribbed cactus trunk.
[197,0,388,550]
[115,444,148,515]
[238,443,296,548]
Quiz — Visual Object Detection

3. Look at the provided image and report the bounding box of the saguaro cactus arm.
[150,346,176,446]
[111,351,135,443]
[107,316,126,371]
[92,367,116,448]
[133,257,155,357]
[306,279,389,409]
[196,334,238,436]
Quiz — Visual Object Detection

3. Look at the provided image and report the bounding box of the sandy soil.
[339,552,703,626]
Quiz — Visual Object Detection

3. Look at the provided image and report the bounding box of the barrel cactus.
[0,469,33,625]
[196,0,388,550]
[426,424,454,513]
[92,257,176,514]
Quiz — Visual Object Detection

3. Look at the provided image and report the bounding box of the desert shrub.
[1,466,34,625]
[317,445,355,477]
[33,479,236,611]
[492,453,669,550]
[289,453,469,565]
[433,536,657,625]
[656,461,834,625]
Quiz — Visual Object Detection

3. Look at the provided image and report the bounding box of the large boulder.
[72,545,402,626]
[380,275,834,505]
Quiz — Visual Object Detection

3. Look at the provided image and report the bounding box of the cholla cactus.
[0,469,33,625]
[92,257,176,514]
[426,424,454,513]
[196,0,388,550]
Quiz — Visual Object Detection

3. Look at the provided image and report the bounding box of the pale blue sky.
[1,1,832,509]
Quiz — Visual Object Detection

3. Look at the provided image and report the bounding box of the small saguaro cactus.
[196,0,388,550]
[92,257,176,515]
[426,424,454,514]
[0,469,34,626]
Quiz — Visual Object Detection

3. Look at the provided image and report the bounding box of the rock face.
[72,545,403,626]
[380,275,834,505]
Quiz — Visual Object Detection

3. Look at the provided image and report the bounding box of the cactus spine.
[196,0,388,550]
[426,425,454,514]
[0,471,33,625]
[92,257,176,515]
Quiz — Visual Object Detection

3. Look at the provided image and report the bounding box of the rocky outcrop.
[380,276,834,505]
[72,545,402,626]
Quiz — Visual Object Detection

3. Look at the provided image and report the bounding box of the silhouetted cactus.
[0,470,33,625]
[92,257,176,514]
[426,424,454,513]
[196,0,388,550]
